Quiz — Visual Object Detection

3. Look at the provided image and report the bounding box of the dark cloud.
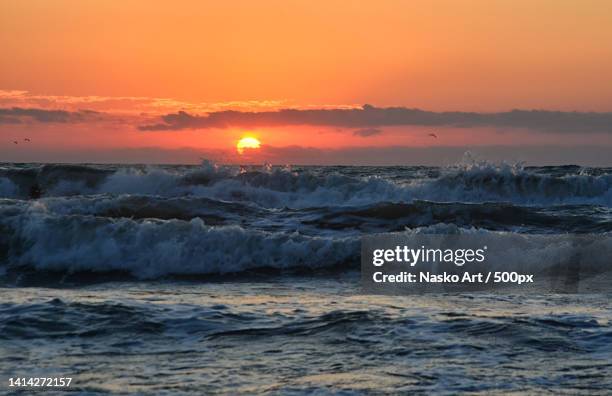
[5,104,612,137]
[353,128,382,137]
[139,104,612,134]
[0,107,100,124]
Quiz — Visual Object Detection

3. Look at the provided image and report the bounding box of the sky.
[1,0,612,165]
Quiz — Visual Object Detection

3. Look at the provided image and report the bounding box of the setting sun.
[236,136,261,154]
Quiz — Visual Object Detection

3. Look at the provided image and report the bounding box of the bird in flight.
[24,138,31,142]
[428,133,438,138]
[13,141,18,145]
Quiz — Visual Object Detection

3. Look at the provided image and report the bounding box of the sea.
[0,161,611,394]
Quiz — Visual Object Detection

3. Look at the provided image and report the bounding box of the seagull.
[24,138,31,142]
[428,133,438,138]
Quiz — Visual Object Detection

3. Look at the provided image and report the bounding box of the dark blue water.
[1,162,611,394]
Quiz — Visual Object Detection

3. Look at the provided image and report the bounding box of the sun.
[236,136,261,154]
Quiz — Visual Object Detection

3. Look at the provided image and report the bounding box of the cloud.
[0,90,286,114]
[139,104,612,134]
[5,98,612,138]
[353,128,382,137]
[0,107,101,124]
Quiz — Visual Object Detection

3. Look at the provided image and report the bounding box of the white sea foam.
[1,211,359,278]
[1,162,611,207]
[93,164,612,208]
[1,206,609,280]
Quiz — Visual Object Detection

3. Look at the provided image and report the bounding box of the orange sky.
[1,1,612,164]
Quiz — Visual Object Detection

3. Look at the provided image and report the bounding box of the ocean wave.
[425,162,612,206]
[0,211,359,279]
[3,193,610,236]
[1,161,611,207]
[1,202,610,282]
[12,194,266,224]
[0,299,165,339]
[304,201,612,233]
[0,177,19,198]
[0,164,112,198]
[2,298,610,366]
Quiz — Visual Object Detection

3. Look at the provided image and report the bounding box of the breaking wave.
[0,211,359,279]
[1,200,610,281]
[1,161,611,207]
[1,161,611,283]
